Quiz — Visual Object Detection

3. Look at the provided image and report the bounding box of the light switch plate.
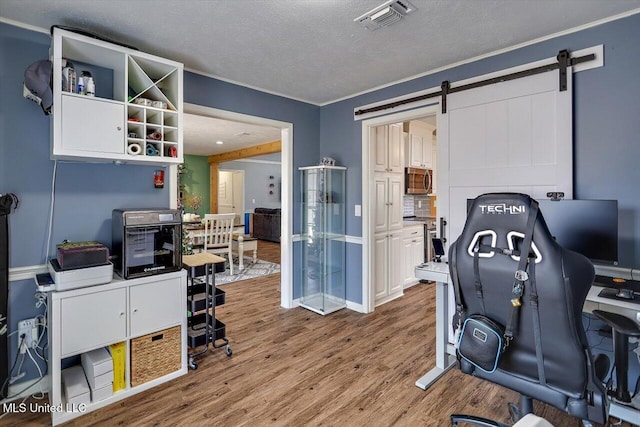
[355,204,361,217]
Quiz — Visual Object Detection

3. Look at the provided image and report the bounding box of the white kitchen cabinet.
[404,120,435,169]
[374,229,403,305]
[402,225,425,288]
[48,271,187,426]
[51,27,183,165]
[373,174,403,234]
[373,123,403,174]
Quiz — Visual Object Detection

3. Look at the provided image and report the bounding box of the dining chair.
[202,213,236,275]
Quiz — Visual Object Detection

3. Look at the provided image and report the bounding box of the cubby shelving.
[51,27,183,165]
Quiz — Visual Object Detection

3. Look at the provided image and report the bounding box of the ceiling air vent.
[354,0,417,31]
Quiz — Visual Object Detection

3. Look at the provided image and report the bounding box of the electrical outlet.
[17,318,38,353]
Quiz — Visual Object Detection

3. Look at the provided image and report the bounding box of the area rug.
[214,256,280,285]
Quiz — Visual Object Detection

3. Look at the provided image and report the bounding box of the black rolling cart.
[183,253,232,370]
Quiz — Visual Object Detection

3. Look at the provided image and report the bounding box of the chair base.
[451,395,534,427]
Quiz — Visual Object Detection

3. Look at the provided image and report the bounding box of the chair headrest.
[460,193,554,262]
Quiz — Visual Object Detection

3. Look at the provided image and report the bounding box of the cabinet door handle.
[133,308,138,313]
[411,231,418,235]
[412,240,417,243]
[117,126,122,131]
[119,312,125,317]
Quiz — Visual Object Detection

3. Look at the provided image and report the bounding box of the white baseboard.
[292,297,365,313]
[346,300,366,313]
[1,375,49,404]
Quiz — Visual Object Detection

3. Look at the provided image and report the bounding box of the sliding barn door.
[437,70,573,247]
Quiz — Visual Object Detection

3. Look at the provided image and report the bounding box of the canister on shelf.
[86,77,95,97]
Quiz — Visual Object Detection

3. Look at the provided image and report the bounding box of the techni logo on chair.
[478,203,526,215]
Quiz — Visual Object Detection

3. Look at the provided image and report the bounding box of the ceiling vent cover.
[354,0,417,31]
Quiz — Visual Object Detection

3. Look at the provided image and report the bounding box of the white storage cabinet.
[373,123,404,174]
[48,271,187,425]
[51,27,183,165]
[402,225,425,288]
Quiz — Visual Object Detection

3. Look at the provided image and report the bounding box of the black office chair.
[449,193,608,426]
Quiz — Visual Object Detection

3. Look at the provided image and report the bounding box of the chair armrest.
[592,310,640,337]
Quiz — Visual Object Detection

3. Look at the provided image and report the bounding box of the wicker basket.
[130,326,181,387]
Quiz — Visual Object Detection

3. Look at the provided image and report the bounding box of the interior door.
[437,70,573,246]
[218,170,234,214]
[231,171,244,225]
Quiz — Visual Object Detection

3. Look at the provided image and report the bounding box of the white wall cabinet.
[373,123,404,174]
[51,27,183,165]
[373,174,403,234]
[404,121,435,169]
[48,271,187,426]
[402,225,425,288]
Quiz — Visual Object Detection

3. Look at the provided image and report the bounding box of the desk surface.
[415,262,640,324]
[183,253,226,268]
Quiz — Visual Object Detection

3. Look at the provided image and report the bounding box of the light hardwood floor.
[2,242,630,426]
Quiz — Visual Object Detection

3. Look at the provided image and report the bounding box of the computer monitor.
[537,199,618,266]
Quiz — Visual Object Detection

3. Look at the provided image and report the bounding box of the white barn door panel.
[438,71,573,245]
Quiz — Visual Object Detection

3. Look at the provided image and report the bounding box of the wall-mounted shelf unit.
[51,27,183,165]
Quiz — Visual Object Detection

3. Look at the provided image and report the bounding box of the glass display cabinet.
[299,165,347,315]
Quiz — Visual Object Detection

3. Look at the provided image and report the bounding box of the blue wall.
[219,159,282,211]
[320,13,640,302]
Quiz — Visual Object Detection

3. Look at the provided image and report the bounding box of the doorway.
[218,169,245,225]
[361,105,440,313]
[174,103,294,309]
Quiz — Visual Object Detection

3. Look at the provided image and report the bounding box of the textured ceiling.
[2,0,640,105]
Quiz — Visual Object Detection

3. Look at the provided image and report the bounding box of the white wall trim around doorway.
[182,103,295,309]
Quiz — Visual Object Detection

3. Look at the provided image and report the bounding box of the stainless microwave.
[112,209,182,279]
[405,167,432,195]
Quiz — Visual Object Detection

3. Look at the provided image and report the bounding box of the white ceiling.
[3,1,639,156]
[2,0,640,106]
[183,114,281,156]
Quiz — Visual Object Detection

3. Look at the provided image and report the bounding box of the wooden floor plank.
[1,241,631,426]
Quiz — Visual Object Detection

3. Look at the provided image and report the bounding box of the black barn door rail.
[354,49,595,116]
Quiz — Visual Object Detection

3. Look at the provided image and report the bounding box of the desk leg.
[238,240,244,271]
[415,280,457,390]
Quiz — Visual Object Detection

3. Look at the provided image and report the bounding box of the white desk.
[414,262,640,424]
[413,262,457,390]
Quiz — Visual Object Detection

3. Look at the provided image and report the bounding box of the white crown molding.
[0,17,50,35]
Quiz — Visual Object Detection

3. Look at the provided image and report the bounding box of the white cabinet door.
[130,278,183,337]
[60,95,125,155]
[388,175,404,230]
[387,123,404,173]
[373,176,389,234]
[373,125,388,173]
[412,237,425,268]
[402,236,415,286]
[388,230,404,296]
[407,134,424,167]
[374,233,389,301]
[421,136,433,169]
[60,288,127,356]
